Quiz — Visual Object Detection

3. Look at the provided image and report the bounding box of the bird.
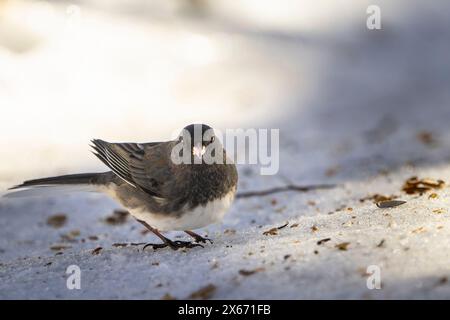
[7,124,238,250]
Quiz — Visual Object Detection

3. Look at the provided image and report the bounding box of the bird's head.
[177,124,219,163]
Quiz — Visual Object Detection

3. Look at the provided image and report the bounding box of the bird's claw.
[143,240,204,251]
[172,240,204,249]
[192,236,213,244]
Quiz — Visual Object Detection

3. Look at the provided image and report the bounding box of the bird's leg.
[136,219,203,251]
[185,230,213,244]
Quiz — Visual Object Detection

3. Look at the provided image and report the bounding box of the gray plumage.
[7,124,238,239]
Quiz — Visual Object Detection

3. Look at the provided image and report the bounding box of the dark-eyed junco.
[8,124,238,250]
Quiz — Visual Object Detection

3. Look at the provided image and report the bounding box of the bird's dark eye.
[210,136,215,143]
[178,136,183,142]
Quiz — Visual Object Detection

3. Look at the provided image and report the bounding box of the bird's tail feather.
[3,185,98,198]
[4,172,113,198]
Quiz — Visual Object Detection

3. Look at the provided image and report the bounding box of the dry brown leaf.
[239,268,265,276]
[161,293,176,300]
[412,227,426,234]
[50,244,71,251]
[188,284,216,300]
[112,243,128,248]
[360,194,397,203]
[402,177,445,195]
[335,242,350,251]
[317,238,331,245]
[429,193,439,199]
[263,222,288,236]
[91,247,103,255]
[417,131,435,145]
[47,214,67,228]
[104,210,129,225]
[263,228,278,236]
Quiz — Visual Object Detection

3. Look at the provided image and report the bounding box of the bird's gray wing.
[90,139,170,198]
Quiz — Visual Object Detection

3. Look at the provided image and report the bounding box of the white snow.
[1,0,450,299]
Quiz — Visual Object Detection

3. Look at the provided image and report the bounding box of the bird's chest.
[184,166,235,207]
[130,188,236,231]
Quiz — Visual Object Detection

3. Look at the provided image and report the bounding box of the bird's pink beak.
[192,143,206,158]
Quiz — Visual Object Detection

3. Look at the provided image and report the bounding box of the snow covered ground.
[1,0,450,299]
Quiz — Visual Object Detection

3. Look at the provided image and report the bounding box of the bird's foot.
[143,239,204,251]
[191,234,213,244]
[185,231,213,244]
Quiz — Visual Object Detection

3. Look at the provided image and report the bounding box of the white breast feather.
[129,190,236,231]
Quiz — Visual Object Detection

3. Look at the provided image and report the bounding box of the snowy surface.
[1,0,450,299]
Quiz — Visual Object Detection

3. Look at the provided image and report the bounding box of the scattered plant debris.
[376,200,407,208]
[188,284,216,300]
[360,194,396,203]
[91,247,103,255]
[325,166,340,177]
[412,227,426,234]
[335,242,350,251]
[377,239,386,248]
[161,293,176,300]
[437,277,448,286]
[263,222,289,236]
[112,243,128,248]
[46,214,67,228]
[402,177,445,195]
[60,230,80,242]
[417,131,437,146]
[317,238,331,245]
[104,210,129,225]
[263,228,278,236]
[50,244,71,251]
[239,268,265,276]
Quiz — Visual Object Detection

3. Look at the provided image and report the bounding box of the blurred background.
[2,0,450,299]
[1,0,450,190]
